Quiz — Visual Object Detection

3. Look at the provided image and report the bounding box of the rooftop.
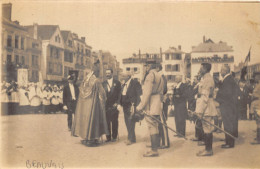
[192,38,233,53]
[25,25,59,40]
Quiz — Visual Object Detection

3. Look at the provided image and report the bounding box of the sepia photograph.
[1,0,260,168]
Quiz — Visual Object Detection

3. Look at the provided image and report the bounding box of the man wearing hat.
[63,71,79,131]
[136,60,165,157]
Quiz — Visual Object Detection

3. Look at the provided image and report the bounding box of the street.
[1,112,260,168]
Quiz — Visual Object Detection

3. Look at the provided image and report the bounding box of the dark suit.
[63,83,79,130]
[237,87,249,120]
[216,75,238,147]
[103,78,121,140]
[120,79,142,142]
[172,83,188,136]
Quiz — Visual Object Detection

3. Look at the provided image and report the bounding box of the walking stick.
[142,111,188,140]
[188,110,237,140]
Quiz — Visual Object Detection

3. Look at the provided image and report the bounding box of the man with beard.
[102,69,121,142]
[136,60,165,157]
[72,60,109,147]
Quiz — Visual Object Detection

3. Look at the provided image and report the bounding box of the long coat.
[216,74,238,136]
[137,69,164,115]
[196,73,219,116]
[72,74,109,140]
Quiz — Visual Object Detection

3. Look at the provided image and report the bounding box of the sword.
[188,110,237,140]
[142,111,188,140]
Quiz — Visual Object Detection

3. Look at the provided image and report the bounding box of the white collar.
[223,73,231,81]
[125,78,132,86]
[176,82,182,88]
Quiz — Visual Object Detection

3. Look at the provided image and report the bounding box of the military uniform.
[196,72,219,156]
[250,83,260,144]
[137,68,164,157]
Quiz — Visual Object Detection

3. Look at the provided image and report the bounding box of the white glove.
[63,105,68,110]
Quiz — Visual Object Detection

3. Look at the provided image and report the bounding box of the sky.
[4,0,260,66]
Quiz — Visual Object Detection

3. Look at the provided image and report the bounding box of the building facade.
[161,46,186,87]
[122,50,162,82]
[2,3,42,82]
[26,24,65,83]
[191,37,234,80]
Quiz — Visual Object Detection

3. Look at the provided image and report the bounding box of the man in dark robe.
[71,61,109,147]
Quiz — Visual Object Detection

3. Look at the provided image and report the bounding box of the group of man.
[61,59,260,158]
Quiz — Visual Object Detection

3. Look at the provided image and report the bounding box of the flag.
[241,47,251,81]
[244,47,251,65]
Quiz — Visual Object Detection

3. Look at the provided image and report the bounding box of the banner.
[17,69,28,86]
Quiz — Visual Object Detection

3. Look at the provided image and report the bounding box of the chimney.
[203,36,206,43]
[139,49,141,59]
[2,3,12,20]
[81,37,85,42]
[33,23,38,39]
[178,45,181,50]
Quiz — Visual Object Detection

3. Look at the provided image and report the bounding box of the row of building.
[122,37,236,87]
[1,3,120,84]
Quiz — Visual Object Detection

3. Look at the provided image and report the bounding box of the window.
[176,54,181,60]
[21,56,25,65]
[172,64,180,72]
[32,43,38,48]
[7,55,12,63]
[15,35,19,48]
[32,55,38,66]
[126,67,130,71]
[7,35,12,47]
[55,35,60,43]
[165,54,169,60]
[21,37,24,50]
[68,40,72,47]
[134,67,138,72]
[81,56,83,65]
[48,62,53,74]
[165,64,172,72]
[15,55,19,64]
[224,54,228,58]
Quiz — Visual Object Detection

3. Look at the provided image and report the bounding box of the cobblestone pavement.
[1,112,260,168]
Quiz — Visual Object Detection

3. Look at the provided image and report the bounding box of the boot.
[143,134,159,157]
[197,133,213,156]
[251,128,260,145]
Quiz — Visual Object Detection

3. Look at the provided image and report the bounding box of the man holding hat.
[63,71,79,131]
[136,60,165,157]
[119,71,142,145]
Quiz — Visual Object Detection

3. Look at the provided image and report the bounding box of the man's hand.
[63,105,68,110]
[136,105,142,113]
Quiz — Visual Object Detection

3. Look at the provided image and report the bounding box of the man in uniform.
[136,60,165,157]
[195,63,219,156]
